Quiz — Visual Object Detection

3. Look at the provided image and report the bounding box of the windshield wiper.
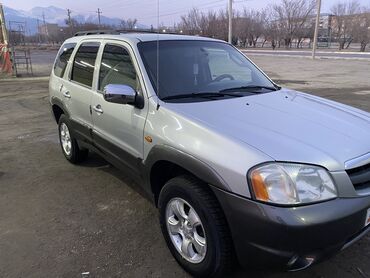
[220,85,279,93]
[161,92,243,101]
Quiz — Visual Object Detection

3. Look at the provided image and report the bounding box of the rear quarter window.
[54,43,76,78]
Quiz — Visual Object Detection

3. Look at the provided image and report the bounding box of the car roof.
[63,33,224,45]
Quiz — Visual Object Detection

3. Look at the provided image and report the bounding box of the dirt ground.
[0,55,369,278]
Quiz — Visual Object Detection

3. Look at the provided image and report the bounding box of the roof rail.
[74,30,120,36]
[74,29,181,37]
[116,29,179,34]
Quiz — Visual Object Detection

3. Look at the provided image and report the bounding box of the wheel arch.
[144,145,231,206]
[51,97,69,123]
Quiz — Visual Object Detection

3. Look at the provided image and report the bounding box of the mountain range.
[3,5,146,35]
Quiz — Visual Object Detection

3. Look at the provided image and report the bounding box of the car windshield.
[138,40,277,102]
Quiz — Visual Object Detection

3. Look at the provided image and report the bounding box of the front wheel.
[158,175,234,277]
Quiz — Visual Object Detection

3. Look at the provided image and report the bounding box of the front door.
[91,42,148,175]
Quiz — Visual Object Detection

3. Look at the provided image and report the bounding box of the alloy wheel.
[165,197,207,264]
[60,122,72,156]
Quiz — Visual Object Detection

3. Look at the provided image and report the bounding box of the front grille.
[346,163,370,192]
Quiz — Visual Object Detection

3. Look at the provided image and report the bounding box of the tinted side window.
[71,42,100,87]
[99,44,140,91]
[54,43,76,78]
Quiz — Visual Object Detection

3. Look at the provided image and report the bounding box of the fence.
[0,44,12,75]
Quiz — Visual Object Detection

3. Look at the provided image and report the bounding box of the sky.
[2,0,370,26]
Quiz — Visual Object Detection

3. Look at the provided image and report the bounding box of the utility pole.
[0,2,9,44]
[42,12,49,36]
[42,12,46,25]
[36,18,41,43]
[228,0,232,44]
[312,0,322,59]
[96,8,102,29]
[67,9,74,35]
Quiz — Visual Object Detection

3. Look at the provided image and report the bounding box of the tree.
[352,8,370,51]
[120,18,138,30]
[234,8,267,47]
[245,9,267,47]
[234,11,249,46]
[215,9,229,42]
[60,19,114,39]
[177,8,229,41]
[178,8,202,35]
[64,18,79,36]
[177,0,320,49]
[198,11,220,38]
[295,20,314,48]
[262,7,282,49]
[331,0,361,49]
[271,0,316,48]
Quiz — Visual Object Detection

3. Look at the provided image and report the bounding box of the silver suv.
[49,33,370,277]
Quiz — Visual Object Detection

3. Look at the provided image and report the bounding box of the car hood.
[165,89,370,171]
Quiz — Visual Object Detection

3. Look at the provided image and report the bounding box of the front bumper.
[212,187,370,270]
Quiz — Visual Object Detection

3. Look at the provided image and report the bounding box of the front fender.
[143,144,231,192]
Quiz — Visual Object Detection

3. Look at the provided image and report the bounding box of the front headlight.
[249,163,337,205]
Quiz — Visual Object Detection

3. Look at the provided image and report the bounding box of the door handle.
[63,91,71,98]
[93,104,104,114]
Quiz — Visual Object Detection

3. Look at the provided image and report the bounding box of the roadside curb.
[0,76,49,82]
[240,49,370,55]
[243,53,370,61]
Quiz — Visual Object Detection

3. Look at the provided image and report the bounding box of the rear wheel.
[158,175,233,277]
[58,115,88,163]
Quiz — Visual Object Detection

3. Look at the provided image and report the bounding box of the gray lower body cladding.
[211,186,370,270]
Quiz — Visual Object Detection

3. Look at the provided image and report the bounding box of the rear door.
[91,41,148,175]
[62,40,100,143]
[50,42,76,105]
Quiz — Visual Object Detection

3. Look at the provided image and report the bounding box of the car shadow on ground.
[78,151,154,204]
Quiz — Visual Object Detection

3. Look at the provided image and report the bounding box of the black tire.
[158,175,234,277]
[58,114,88,164]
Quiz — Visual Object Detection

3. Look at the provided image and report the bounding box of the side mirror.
[103,84,136,105]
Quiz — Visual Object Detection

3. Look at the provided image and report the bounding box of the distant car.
[49,32,370,277]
